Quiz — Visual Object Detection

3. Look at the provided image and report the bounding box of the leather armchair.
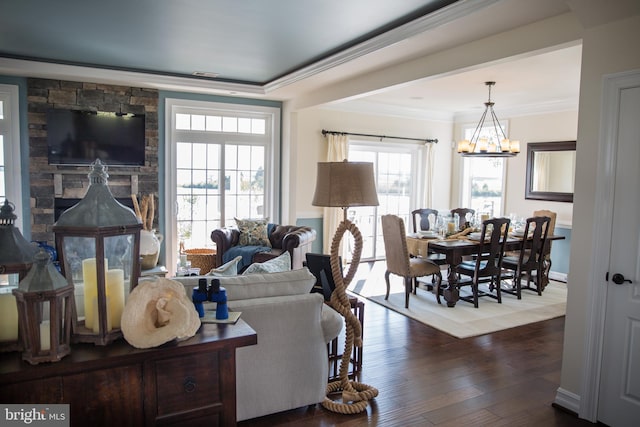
[211,224,317,271]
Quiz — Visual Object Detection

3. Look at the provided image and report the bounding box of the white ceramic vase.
[140,230,163,270]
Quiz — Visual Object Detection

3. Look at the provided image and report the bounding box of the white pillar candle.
[82,258,107,330]
[91,296,112,333]
[0,290,19,342]
[40,320,51,351]
[106,269,125,329]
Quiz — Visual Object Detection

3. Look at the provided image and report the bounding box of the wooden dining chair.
[533,209,557,281]
[502,216,551,298]
[450,208,475,229]
[456,217,510,308]
[411,208,438,233]
[381,214,442,308]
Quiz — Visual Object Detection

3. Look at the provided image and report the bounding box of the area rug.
[348,261,567,339]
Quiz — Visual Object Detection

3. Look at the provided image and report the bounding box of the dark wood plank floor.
[239,279,597,426]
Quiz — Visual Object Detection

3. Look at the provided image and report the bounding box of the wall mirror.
[525,141,576,203]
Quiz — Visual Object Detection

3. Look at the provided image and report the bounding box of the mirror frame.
[525,141,576,203]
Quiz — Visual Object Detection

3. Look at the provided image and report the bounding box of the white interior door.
[597,81,640,425]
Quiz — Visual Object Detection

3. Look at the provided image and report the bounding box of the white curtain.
[423,142,435,207]
[534,152,551,191]
[322,133,349,254]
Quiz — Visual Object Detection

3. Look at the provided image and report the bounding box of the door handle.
[611,273,632,285]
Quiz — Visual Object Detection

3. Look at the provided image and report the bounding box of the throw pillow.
[242,251,291,275]
[235,218,271,247]
[206,256,242,276]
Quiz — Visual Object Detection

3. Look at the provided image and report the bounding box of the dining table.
[406,231,565,307]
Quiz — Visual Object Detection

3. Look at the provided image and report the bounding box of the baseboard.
[549,271,567,282]
[554,387,580,415]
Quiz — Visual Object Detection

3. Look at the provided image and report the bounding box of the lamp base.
[321,218,378,414]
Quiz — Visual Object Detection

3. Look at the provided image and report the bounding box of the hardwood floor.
[239,277,598,426]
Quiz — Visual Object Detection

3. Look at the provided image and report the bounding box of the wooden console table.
[0,320,256,426]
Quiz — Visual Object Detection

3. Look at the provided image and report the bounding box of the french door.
[348,143,422,261]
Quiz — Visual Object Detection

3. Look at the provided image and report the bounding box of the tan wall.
[504,111,578,226]
[291,107,454,219]
[449,110,578,224]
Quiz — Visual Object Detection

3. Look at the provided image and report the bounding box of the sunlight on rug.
[348,261,567,339]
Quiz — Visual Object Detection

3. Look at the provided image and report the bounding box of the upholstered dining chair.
[501,216,551,298]
[411,208,438,233]
[450,208,475,230]
[456,217,510,308]
[381,214,442,308]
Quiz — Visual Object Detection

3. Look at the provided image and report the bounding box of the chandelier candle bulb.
[457,140,470,153]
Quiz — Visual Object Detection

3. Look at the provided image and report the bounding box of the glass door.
[349,145,419,261]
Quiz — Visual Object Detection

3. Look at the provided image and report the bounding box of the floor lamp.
[312,160,379,414]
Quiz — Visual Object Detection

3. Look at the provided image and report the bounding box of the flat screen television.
[47,109,145,166]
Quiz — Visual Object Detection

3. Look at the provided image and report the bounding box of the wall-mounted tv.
[47,109,145,166]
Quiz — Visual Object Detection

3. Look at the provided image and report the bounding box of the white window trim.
[164,98,280,275]
[0,84,23,230]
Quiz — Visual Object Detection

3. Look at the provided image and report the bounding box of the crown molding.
[0,57,266,96]
[262,0,501,93]
[320,100,455,122]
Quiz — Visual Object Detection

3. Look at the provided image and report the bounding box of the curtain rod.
[321,129,438,144]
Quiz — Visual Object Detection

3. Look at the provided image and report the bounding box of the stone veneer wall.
[27,78,159,244]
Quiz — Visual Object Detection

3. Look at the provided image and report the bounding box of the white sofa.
[174,268,343,421]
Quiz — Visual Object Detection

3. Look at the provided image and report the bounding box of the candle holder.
[53,160,142,345]
[13,249,74,364]
[0,199,38,352]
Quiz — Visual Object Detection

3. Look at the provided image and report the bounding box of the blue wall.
[296,217,323,254]
[550,226,571,275]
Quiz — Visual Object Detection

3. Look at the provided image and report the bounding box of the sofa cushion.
[321,304,343,344]
[206,255,242,276]
[235,217,272,247]
[242,251,290,275]
[174,267,316,301]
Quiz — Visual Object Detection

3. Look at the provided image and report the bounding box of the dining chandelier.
[457,81,520,157]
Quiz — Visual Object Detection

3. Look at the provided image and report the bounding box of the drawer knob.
[183,377,197,393]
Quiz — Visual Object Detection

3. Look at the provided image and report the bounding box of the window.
[349,142,423,260]
[0,84,23,286]
[459,124,507,217]
[165,100,280,274]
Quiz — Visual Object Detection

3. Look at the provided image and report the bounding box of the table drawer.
[155,352,221,416]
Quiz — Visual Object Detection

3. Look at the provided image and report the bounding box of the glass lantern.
[13,248,74,364]
[53,160,142,345]
[0,199,37,352]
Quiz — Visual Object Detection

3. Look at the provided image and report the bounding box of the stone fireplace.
[27,78,159,244]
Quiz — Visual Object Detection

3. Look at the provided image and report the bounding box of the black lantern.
[0,200,37,351]
[13,249,74,364]
[53,160,142,345]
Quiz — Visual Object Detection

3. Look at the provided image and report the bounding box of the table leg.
[443,266,460,307]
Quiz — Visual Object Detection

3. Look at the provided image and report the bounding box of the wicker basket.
[184,248,216,273]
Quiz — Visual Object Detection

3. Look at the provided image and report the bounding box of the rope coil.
[321,219,379,414]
